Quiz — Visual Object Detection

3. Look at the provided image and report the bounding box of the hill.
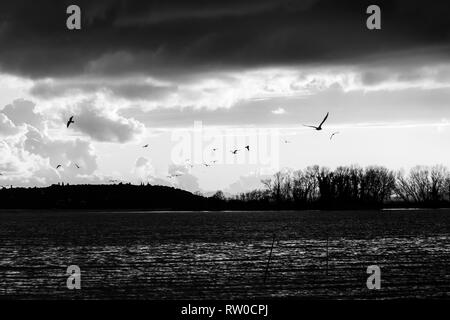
[0,183,213,210]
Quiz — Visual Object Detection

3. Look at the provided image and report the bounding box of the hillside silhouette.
[0,183,211,210]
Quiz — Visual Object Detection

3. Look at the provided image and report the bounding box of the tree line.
[2,165,450,210]
[226,165,450,209]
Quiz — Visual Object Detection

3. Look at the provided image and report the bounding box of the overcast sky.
[1,0,450,194]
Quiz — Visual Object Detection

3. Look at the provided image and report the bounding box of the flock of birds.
[166,148,251,179]
[53,116,82,171]
[0,112,339,182]
[163,112,338,179]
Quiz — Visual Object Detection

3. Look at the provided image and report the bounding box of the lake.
[0,209,449,299]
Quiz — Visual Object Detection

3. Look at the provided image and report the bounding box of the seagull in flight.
[245,145,250,151]
[142,144,149,148]
[56,165,62,169]
[66,116,74,128]
[74,163,81,169]
[330,132,340,140]
[231,149,239,154]
[303,112,329,131]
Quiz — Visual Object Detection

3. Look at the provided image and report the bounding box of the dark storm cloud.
[30,79,176,100]
[0,0,449,79]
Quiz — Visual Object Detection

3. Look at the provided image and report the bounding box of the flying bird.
[204,163,211,167]
[74,163,80,169]
[56,165,62,169]
[330,132,340,140]
[245,145,250,151]
[142,144,149,148]
[283,140,291,144]
[231,149,239,154]
[66,116,74,128]
[303,112,329,131]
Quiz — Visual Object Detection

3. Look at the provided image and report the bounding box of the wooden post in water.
[263,234,276,284]
[326,234,329,277]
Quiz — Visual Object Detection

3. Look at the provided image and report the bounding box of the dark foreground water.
[0,209,449,299]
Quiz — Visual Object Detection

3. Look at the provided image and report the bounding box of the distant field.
[0,209,449,299]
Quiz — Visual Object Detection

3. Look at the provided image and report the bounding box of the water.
[0,209,449,299]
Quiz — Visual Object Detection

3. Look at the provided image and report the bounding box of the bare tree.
[262,171,283,204]
[361,166,396,204]
[430,165,449,202]
[395,165,450,203]
[292,165,319,205]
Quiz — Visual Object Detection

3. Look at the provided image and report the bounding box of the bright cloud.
[272,107,286,115]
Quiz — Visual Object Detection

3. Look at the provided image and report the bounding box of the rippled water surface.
[0,209,449,299]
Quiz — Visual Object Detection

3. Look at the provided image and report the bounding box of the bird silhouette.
[142,144,149,148]
[74,163,81,169]
[204,163,211,167]
[330,132,340,140]
[303,112,329,131]
[245,145,250,151]
[231,149,239,154]
[56,165,62,169]
[66,116,74,128]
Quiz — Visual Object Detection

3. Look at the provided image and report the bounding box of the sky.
[1,0,450,194]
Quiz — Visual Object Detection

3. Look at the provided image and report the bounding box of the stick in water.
[326,233,329,276]
[264,234,276,284]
